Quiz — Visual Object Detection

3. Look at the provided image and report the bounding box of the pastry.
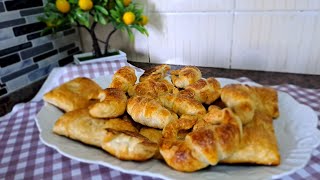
[126,96,178,129]
[139,64,170,82]
[109,66,137,92]
[89,88,127,118]
[170,66,202,88]
[43,77,102,112]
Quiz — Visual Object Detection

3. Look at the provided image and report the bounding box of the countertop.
[1,61,319,116]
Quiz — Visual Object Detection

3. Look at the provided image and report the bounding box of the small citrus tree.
[39,0,148,58]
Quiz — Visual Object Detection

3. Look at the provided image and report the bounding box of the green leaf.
[97,13,107,25]
[115,0,124,10]
[75,9,90,27]
[94,5,109,16]
[110,10,119,19]
[126,27,134,41]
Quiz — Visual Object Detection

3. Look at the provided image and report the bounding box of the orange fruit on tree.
[123,12,135,25]
[123,0,132,6]
[79,0,93,11]
[56,0,70,14]
[139,15,148,26]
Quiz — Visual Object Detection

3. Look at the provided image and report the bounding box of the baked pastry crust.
[127,96,178,129]
[159,93,206,116]
[139,64,170,82]
[139,127,163,159]
[179,77,221,105]
[102,128,158,161]
[221,111,281,165]
[43,77,102,112]
[108,66,137,92]
[170,66,202,88]
[89,88,127,118]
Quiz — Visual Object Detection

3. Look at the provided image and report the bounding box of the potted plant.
[39,0,149,64]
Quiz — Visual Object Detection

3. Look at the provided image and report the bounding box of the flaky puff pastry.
[108,66,137,92]
[127,96,178,129]
[128,79,178,98]
[43,77,102,112]
[53,109,138,147]
[179,77,221,105]
[221,111,280,165]
[139,64,170,82]
[139,127,163,159]
[221,84,279,125]
[89,88,127,118]
[170,66,202,88]
[160,110,241,172]
[221,84,256,125]
[102,129,158,161]
[159,93,206,116]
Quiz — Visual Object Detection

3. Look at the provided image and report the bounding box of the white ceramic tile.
[147,0,234,12]
[148,13,233,68]
[232,12,320,74]
[236,0,320,11]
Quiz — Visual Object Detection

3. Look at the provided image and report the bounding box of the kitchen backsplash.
[0,0,81,98]
[82,0,320,75]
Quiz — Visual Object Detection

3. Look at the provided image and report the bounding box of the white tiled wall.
[81,0,320,74]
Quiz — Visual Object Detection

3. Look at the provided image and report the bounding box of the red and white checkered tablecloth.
[0,61,319,180]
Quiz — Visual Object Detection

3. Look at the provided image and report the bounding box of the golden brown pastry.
[221,111,280,165]
[139,64,170,82]
[252,86,279,119]
[159,93,206,116]
[221,84,280,124]
[89,88,127,118]
[102,128,158,161]
[221,84,256,124]
[179,77,221,105]
[128,79,178,98]
[159,109,241,172]
[108,66,137,92]
[53,109,138,147]
[139,127,163,159]
[43,77,102,112]
[170,66,202,88]
[53,108,108,147]
[126,96,178,129]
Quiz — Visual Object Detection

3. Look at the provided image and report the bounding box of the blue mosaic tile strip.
[58,55,74,66]
[0,18,26,29]
[67,47,80,55]
[5,0,43,11]
[28,62,58,82]
[0,87,7,96]
[58,43,75,52]
[0,53,21,68]
[0,59,33,77]
[13,22,46,37]
[33,49,58,62]
[20,7,44,16]
[0,42,32,57]
[20,42,53,60]
[0,2,4,13]
[1,64,38,82]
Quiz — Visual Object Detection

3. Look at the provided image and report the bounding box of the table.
[0,61,319,179]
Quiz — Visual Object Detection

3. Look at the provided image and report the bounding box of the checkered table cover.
[0,61,319,180]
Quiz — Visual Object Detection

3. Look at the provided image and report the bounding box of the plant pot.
[74,50,127,64]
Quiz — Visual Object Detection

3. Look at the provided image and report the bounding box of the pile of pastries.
[43,64,281,172]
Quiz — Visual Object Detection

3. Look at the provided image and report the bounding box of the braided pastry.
[128,79,178,98]
[159,93,206,116]
[89,88,127,118]
[139,64,170,82]
[159,108,242,172]
[179,77,221,104]
[170,66,202,88]
[108,66,137,92]
[126,96,178,129]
